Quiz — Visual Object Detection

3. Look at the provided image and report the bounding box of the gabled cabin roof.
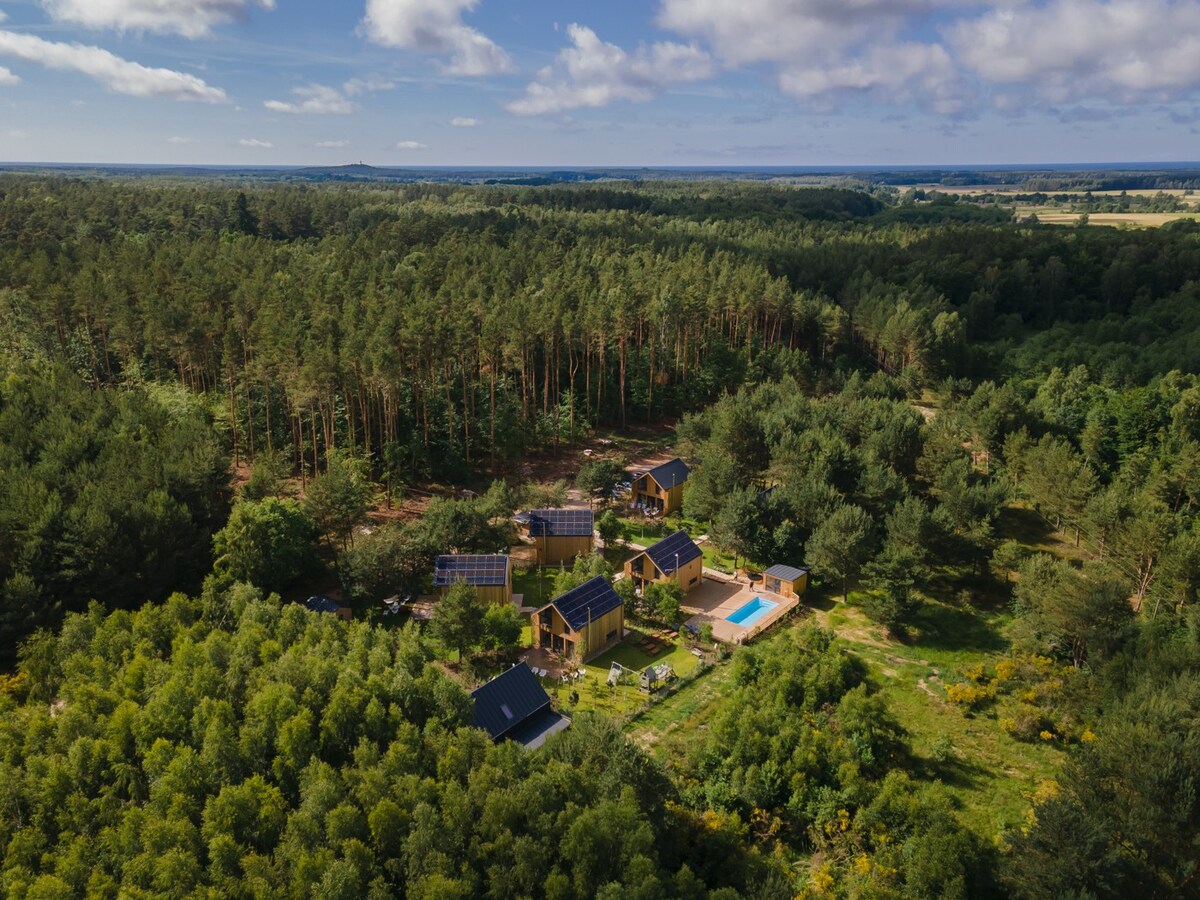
[643,530,703,575]
[526,508,594,538]
[763,563,810,583]
[434,554,509,587]
[471,664,563,745]
[636,458,690,491]
[538,575,623,632]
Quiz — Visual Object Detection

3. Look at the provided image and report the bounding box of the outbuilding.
[762,564,809,600]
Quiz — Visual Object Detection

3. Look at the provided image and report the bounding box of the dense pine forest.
[1,176,1198,898]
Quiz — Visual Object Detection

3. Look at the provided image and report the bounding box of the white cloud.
[0,30,227,102]
[508,24,714,115]
[343,74,395,95]
[9,129,28,139]
[239,138,272,147]
[395,140,427,149]
[166,135,192,144]
[0,11,6,23]
[949,0,1200,104]
[0,65,17,86]
[657,0,967,112]
[450,116,479,126]
[265,84,356,115]
[316,139,350,148]
[41,0,275,39]
[361,0,513,75]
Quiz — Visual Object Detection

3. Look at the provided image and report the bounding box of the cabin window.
[606,629,618,643]
[689,575,698,585]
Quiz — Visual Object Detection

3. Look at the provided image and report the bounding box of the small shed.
[763,564,809,599]
[434,554,512,606]
[532,575,624,662]
[304,595,353,621]
[631,458,690,514]
[471,664,570,750]
[624,530,704,594]
[524,508,595,565]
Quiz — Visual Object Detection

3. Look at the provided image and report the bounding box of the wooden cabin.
[531,576,624,662]
[304,594,353,621]
[434,554,512,606]
[471,664,570,750]
[763,564,809,600]
[631,458,690,515]
[624,530,704,594]
[523,508,594,565]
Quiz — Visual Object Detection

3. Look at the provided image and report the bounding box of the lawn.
[511,565,560,608]
[547,625,705,718]
[613,512,708,548]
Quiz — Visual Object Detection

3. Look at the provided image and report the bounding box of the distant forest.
[1,177,1198,898]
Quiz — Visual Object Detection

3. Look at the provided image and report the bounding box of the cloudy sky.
[0,0,1197,166]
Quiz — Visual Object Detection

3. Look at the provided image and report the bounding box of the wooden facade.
[624,551,703,593]
[763,565,808,600]
[533,603,623,662]
[631,459,690,515]
[534,533,594,566]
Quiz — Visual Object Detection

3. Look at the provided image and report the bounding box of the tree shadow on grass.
[910,602,1007,654]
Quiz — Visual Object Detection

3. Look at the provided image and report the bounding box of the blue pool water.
[726,596,778,627]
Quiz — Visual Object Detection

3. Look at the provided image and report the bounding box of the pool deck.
[681,576,800,644]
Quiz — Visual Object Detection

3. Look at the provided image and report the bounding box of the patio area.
[681,577,800,643]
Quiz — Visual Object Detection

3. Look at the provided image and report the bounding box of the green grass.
[818,595,1063,838]
[548,627,704,718]
[512,566,560,608]
[614,513,708,548]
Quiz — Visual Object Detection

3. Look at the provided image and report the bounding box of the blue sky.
[0,0,1198,166]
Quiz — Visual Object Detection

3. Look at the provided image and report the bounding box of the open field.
[1018,209,1200,227]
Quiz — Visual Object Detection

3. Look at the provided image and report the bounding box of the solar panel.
[549,575,623,632]
[645,530,702,574]
[434,554,509,587]
[526,508,594,538]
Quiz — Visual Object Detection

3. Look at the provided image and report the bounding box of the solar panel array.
[434,554,509,587]
[527,508,594,537]
[645,530,703,574]
[471,664,551,741]
[550,575,623,631]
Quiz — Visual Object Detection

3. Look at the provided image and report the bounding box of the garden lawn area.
[614,513,708,548]
[550,626,704,718]
[511,565,559,608]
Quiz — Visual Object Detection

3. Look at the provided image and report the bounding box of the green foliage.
[644,581,683,626]
[480,603,523,651]
[807,504,876,601]
[303,453,371,551]
[0,592,776,897]
[576,459,629,503]
[0,365,229,654]
[597,509,623,547]
[552,553,614,597]
[337,524,429,603]
[430,581,485,661]
[213,498,319,593]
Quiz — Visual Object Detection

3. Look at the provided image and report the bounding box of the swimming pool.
[726,596,778,627]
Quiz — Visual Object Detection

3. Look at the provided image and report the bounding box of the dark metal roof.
[471,664,552,742]
[638,458,690,490]
[546,575,623,632]
[764,564,809,583]
[527,508,594,538]
[506,707,571,749]
[645,530,703,575]
[305,595,342,614]
[434,554,509,587]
